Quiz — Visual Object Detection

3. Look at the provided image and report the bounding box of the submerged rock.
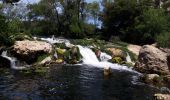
[104,66,111,76]
[12,40,52,64]
[154,94,170,100]
[134,45,170,75]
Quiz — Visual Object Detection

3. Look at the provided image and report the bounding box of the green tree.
[87,1,100,27]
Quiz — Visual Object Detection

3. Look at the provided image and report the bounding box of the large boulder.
[134,45,170,75]
[12,40,52,64]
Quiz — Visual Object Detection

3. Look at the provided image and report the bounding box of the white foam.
[78,45,138,73]
[1,51,28,70]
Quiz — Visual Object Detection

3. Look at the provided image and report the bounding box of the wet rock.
[111,57,123,64]
[154,93,170,100]
[69,46,82,64]
[134,45,170,75]
[13,40,52,64]
[142,74,160,84]
[56,59,64,64]
[95,49,101,60]
[104,66,111,76]
[0,56,11,68]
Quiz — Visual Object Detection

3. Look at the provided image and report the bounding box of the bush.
[156,32,170,48]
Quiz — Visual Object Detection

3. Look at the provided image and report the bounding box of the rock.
[40,56,52,65]
[134,45,170,75]
[13,40,52,64]
[95,49,101,59]
[111,57,123,64]
[164,75,170,84]
[154,94,170,100]
[143,74,160,84]
[69,46,82,63]
[0,56,11,68]
[106,48,124,58]
[104,66,111,76]
[127,44,142,56]
[56,59,64,64]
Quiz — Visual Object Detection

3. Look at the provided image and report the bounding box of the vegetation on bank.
[0,0,170,48]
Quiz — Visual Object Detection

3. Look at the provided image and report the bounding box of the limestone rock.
[127,44,142,56]
[106,48,124,58]
[134,45,169,75]
[13,40,52,64]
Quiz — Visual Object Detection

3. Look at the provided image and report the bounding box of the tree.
[101,0,169,45]
[86,1,100,27]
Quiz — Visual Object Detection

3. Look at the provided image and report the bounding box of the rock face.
[13,40,52,64]
[154,94,170,100]
[134,45,170,75]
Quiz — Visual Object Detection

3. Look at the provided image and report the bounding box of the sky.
[20,0,99,4]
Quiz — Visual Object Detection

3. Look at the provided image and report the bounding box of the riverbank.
[0,36,170,99]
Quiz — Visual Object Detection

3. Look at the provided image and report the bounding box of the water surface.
[0,65,160,100]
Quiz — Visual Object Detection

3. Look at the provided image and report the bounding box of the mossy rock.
[111,57,123,64]
[56,59,64,64]
[56,48,66,59]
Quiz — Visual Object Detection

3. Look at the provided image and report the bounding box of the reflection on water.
[0,65,160,100]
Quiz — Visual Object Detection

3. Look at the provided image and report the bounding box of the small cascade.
[40,36,70,44]
[126,52,132,63]
[77,45,99,64]
[100,52,112,61]
[1,51,28,70]
[78,45,138,72]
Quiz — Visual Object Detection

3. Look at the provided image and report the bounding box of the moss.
[37,54,50,63]
[123,62,134,68]
[111,57,123,64]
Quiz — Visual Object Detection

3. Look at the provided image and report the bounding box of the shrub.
[156,32,170,48]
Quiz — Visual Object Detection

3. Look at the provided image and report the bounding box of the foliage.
[156,32,170,48]
[101,0,170,45]
[126,8,169,44]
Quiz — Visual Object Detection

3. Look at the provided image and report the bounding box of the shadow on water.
[0,65,161,100]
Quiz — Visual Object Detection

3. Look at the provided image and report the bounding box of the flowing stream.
[1,51,28,70]
[0,37,166,100]
[77,45,137,73]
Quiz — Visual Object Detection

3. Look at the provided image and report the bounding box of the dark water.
[0,65,161,100]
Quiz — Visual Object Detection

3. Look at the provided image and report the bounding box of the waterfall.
[1,51,28,70]
[78,45,137,72]
[126,52,132,63]
[40,36,70,44]
[100,52,112,61]
[78,45,99,64]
